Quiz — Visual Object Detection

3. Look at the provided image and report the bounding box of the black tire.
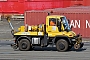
[18,39,31,51]
[80,43,84,48]
[56,39,69,52]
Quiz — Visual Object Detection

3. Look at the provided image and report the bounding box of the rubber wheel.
[19,39,31,51]
[56,39,69,52]
[80,43,84,48]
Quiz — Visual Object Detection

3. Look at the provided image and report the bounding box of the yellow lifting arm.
[7,17,14,36]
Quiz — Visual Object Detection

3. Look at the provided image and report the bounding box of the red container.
[25,10,49,25]
[63,1,71,7]
[70,0,83,6]
[70,0,90,6]
[49,8,90,37]
[84,0,90,6]
[31,0,60,1]
[0,0,64,14]
[25,6,90,37]
[1,0,90,14]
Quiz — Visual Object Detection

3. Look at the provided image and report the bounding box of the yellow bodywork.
[14,32,44,36]
[48,31,76,37]
[7,15,83,51]
[14,15,76,38]
[15,25,76,37]
[46,15,76,37]
[14,26,44,36]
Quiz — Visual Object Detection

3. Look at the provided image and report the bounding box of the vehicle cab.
[46,15,75,37]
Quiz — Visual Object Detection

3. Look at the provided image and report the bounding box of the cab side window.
[49,18,56,26]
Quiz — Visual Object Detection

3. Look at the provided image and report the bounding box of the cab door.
[46,17,59,33]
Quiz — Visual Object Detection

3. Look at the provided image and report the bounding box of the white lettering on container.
[86,20,90,28]
[70,20,80,28]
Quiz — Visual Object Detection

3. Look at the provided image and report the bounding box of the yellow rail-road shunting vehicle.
[7,15,84,52]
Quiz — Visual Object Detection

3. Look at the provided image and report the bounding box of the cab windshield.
[60,17,71,31]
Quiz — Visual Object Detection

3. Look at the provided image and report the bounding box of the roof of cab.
[47,15,65,18]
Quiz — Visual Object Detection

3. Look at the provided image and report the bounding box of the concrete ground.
[0,19,24,40]
[0,41,90,60]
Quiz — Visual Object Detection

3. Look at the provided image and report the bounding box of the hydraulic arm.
[7,17,14,36]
